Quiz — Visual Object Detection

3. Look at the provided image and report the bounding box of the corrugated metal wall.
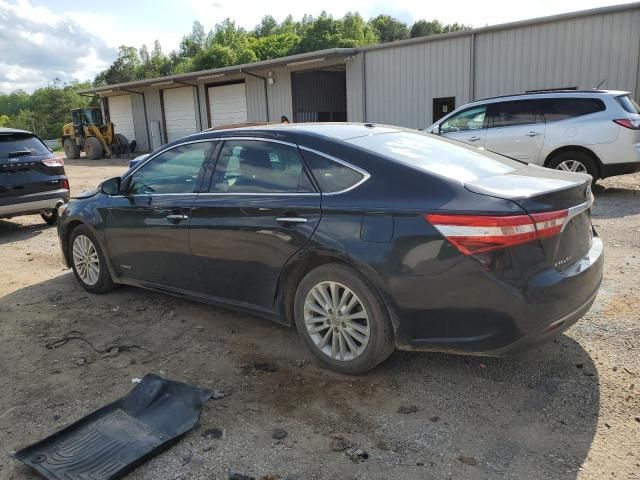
[363,36,472,128]
[346,55,364,122]
[474,8,640,99]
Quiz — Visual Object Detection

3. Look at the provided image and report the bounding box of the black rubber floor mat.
[13,374,212,480]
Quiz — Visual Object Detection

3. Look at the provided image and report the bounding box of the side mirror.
[101,177,121,195]
[48,147,54,153]
[431,126,440,134]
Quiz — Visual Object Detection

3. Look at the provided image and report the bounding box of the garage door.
[164,86,199,142]
[108,94,136,141]
[208,83,248,128]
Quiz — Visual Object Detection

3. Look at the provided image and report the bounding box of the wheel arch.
[274,250,400,337]
[544,145,602,177]
[61,219,119,282]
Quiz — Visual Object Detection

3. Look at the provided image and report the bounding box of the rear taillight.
[42,157,65,167]
[62,178,70,190]
[613,118,640,130]
[425,210,568,256]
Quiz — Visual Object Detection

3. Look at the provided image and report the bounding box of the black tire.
[547,151,599,182]
[63,139,80,160]
[40,209,59,225]
[294,263,395,375]
[84,136,103,160]
[69,225,117,294]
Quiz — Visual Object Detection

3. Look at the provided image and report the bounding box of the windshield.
[0,133,50,158]
[346,131,519,182]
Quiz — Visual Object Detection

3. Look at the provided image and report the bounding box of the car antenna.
[594,78,607,89]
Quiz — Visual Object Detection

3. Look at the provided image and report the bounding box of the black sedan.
[58,124,603,374]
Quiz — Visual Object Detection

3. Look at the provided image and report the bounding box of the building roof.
[80,1,640,95]
[79,48,357,95]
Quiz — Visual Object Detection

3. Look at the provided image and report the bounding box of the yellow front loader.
[61,108,136,160]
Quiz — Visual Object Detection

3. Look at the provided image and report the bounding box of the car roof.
[0,127,33,135]
[181,122,408,144]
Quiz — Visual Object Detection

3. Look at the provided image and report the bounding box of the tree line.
[0,12,468,139]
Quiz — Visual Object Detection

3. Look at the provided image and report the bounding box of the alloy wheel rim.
[303,281,370,362]
[556,160,587,173]
[72,235,100,286]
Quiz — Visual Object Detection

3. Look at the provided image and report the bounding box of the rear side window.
[0,134,50,158]
[616,95,640,114]
[210,140,314,194]
[541,98,606,122]
[487,101,540,128]
[346,131,517,183]
[301,150,365,193]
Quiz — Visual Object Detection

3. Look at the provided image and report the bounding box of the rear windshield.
[346,131,518,182]
[616,95,640,114]
[0,134,50,158]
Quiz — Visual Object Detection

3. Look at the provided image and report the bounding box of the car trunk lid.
[464,164,593,270]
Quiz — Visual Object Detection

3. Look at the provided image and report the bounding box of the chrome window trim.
[298,146,371,195]
[120,135,370,197]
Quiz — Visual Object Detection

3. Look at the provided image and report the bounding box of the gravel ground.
[0,158,638,480]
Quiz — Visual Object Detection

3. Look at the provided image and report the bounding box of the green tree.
[248,33,300,60]
[411,19,468,38]
[179,21,206,58]
[0,114,10,127]
[254,15,278,37]
[369,15,409,43]
[94,46,141,86]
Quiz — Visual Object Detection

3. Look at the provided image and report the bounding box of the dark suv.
[1,128,70,225]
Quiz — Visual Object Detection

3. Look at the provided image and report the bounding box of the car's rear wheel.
[294,263,395,374]
[69,225,116,294]
[547,151,598,182]
[84,136,103,160]
[40,209,59,225]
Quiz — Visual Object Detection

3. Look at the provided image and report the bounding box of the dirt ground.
[0,157,639,480]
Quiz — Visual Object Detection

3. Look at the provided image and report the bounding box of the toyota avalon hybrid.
[58,124,603,374]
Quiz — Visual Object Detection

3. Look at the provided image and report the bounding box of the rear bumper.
[0,189,70,218]
[393,236,604,355]
[600,160,640,179]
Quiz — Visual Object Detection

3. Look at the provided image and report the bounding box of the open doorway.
[291,66,347,122]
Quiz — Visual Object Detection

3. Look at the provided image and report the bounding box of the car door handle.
[468,136,481,142]
[166,214,189,222]
[526,131,541,137]
[276,217,308,224]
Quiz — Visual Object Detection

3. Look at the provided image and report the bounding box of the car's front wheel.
[294,263,395,374]
[69,225,116,294]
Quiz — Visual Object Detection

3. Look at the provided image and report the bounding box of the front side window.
[440,106,487,133]
[488,101,539,128]
[129,141,215,194]
[210,140,314,193]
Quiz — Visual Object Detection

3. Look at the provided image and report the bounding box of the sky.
[0,0,634,93]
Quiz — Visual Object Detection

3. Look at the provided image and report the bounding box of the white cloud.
[0,0,116,93]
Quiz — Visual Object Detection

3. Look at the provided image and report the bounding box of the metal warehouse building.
[82,3,640,152]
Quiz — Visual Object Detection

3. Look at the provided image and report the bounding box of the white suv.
[428,90,640,181]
